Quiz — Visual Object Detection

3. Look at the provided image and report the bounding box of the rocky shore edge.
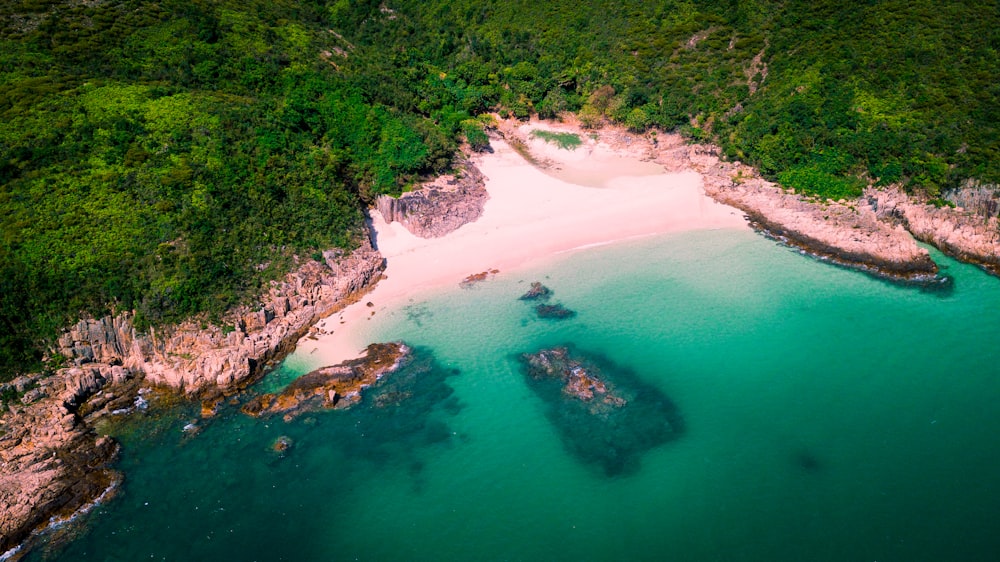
[500,117,999,284]
[1,232,385,557]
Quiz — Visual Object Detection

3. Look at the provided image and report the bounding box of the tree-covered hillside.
[333,0,999,198]
[2,0,998,381]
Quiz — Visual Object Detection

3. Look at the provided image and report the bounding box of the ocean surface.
[26,228,1000,561]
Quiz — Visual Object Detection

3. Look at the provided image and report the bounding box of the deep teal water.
[26,228,1000,561]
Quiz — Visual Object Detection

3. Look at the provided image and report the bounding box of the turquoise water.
[29,229,1000,561]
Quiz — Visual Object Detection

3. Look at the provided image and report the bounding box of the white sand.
[297,133,748,365]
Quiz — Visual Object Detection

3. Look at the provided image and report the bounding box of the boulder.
[519,282,553,301]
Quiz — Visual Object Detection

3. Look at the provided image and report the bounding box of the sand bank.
[299,131,748,365]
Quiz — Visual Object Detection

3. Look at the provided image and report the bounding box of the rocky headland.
[684,145,939,281]
[685,144,1000,280]
[1,234,385,556]
[376,154,489,238]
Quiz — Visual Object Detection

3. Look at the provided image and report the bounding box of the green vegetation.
[0,0,456,380]
[2,0,997,381]
[530,130,582,150]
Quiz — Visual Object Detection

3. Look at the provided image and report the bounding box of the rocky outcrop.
[534,303,576,320]
[53,237,384,393]
[521,347,625,407]
[376,155,488,238]
[519,282,553,301]
[660,144,941,281]
[0,366,128,555]
[945,181,1000,219]
[459,268,499,288]
[1,234,385,557]
[867,186,1000,275]
[241,342,409,420]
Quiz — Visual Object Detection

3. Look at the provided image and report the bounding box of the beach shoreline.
[297,130,748,366]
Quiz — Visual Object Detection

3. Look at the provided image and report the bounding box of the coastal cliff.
[53,239,384,392]
[0,236,385,556]
[376,154,488,238]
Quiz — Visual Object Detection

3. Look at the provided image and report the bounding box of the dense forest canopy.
[1,0,998,381]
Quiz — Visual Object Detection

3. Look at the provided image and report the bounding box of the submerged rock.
[459,268,499,288]
[519,282,553,301]
[271,436,294,453]
[518,346,684,476]
[241,342,410,420]
[534,303,576,320]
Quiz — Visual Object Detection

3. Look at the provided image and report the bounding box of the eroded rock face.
[867,186,1000,275]
[242,342,410,419]
[518,346,684,476]
[376,154,488,238]
[0,371,122,555]
[52,236,385,393]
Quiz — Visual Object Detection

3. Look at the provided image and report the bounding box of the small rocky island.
[242,342,410,419]
[518,282,553,301]
[518,282,577,320]
[518,345,684,476]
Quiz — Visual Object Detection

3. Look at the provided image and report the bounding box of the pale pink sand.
[296,136,748,365]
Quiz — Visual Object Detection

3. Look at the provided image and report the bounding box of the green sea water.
[26,228,1000,561]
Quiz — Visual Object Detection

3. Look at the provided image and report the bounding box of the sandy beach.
[298,122,749,365]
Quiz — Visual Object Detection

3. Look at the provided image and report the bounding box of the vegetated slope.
[336,0,998,199]
[0,0,458,380]
[2,0,997,381]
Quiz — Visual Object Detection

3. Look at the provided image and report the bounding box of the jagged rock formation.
[376,155,488,238]
[0,368,127,556]
[945,181,1000,219]
[659,144,941,281]
[1,236,385,556]
[867,187,1000,275]
[241,342,409,419]
[53,238,384,392]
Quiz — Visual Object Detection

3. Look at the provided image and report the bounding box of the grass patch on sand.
[530,130,582,150]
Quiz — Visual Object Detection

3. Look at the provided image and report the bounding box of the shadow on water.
[793,449,824,473]
[516,344,684,477]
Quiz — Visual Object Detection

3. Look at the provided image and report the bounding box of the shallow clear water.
[31,229,1000,561]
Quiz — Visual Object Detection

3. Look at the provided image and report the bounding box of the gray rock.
[376,155,488,238]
